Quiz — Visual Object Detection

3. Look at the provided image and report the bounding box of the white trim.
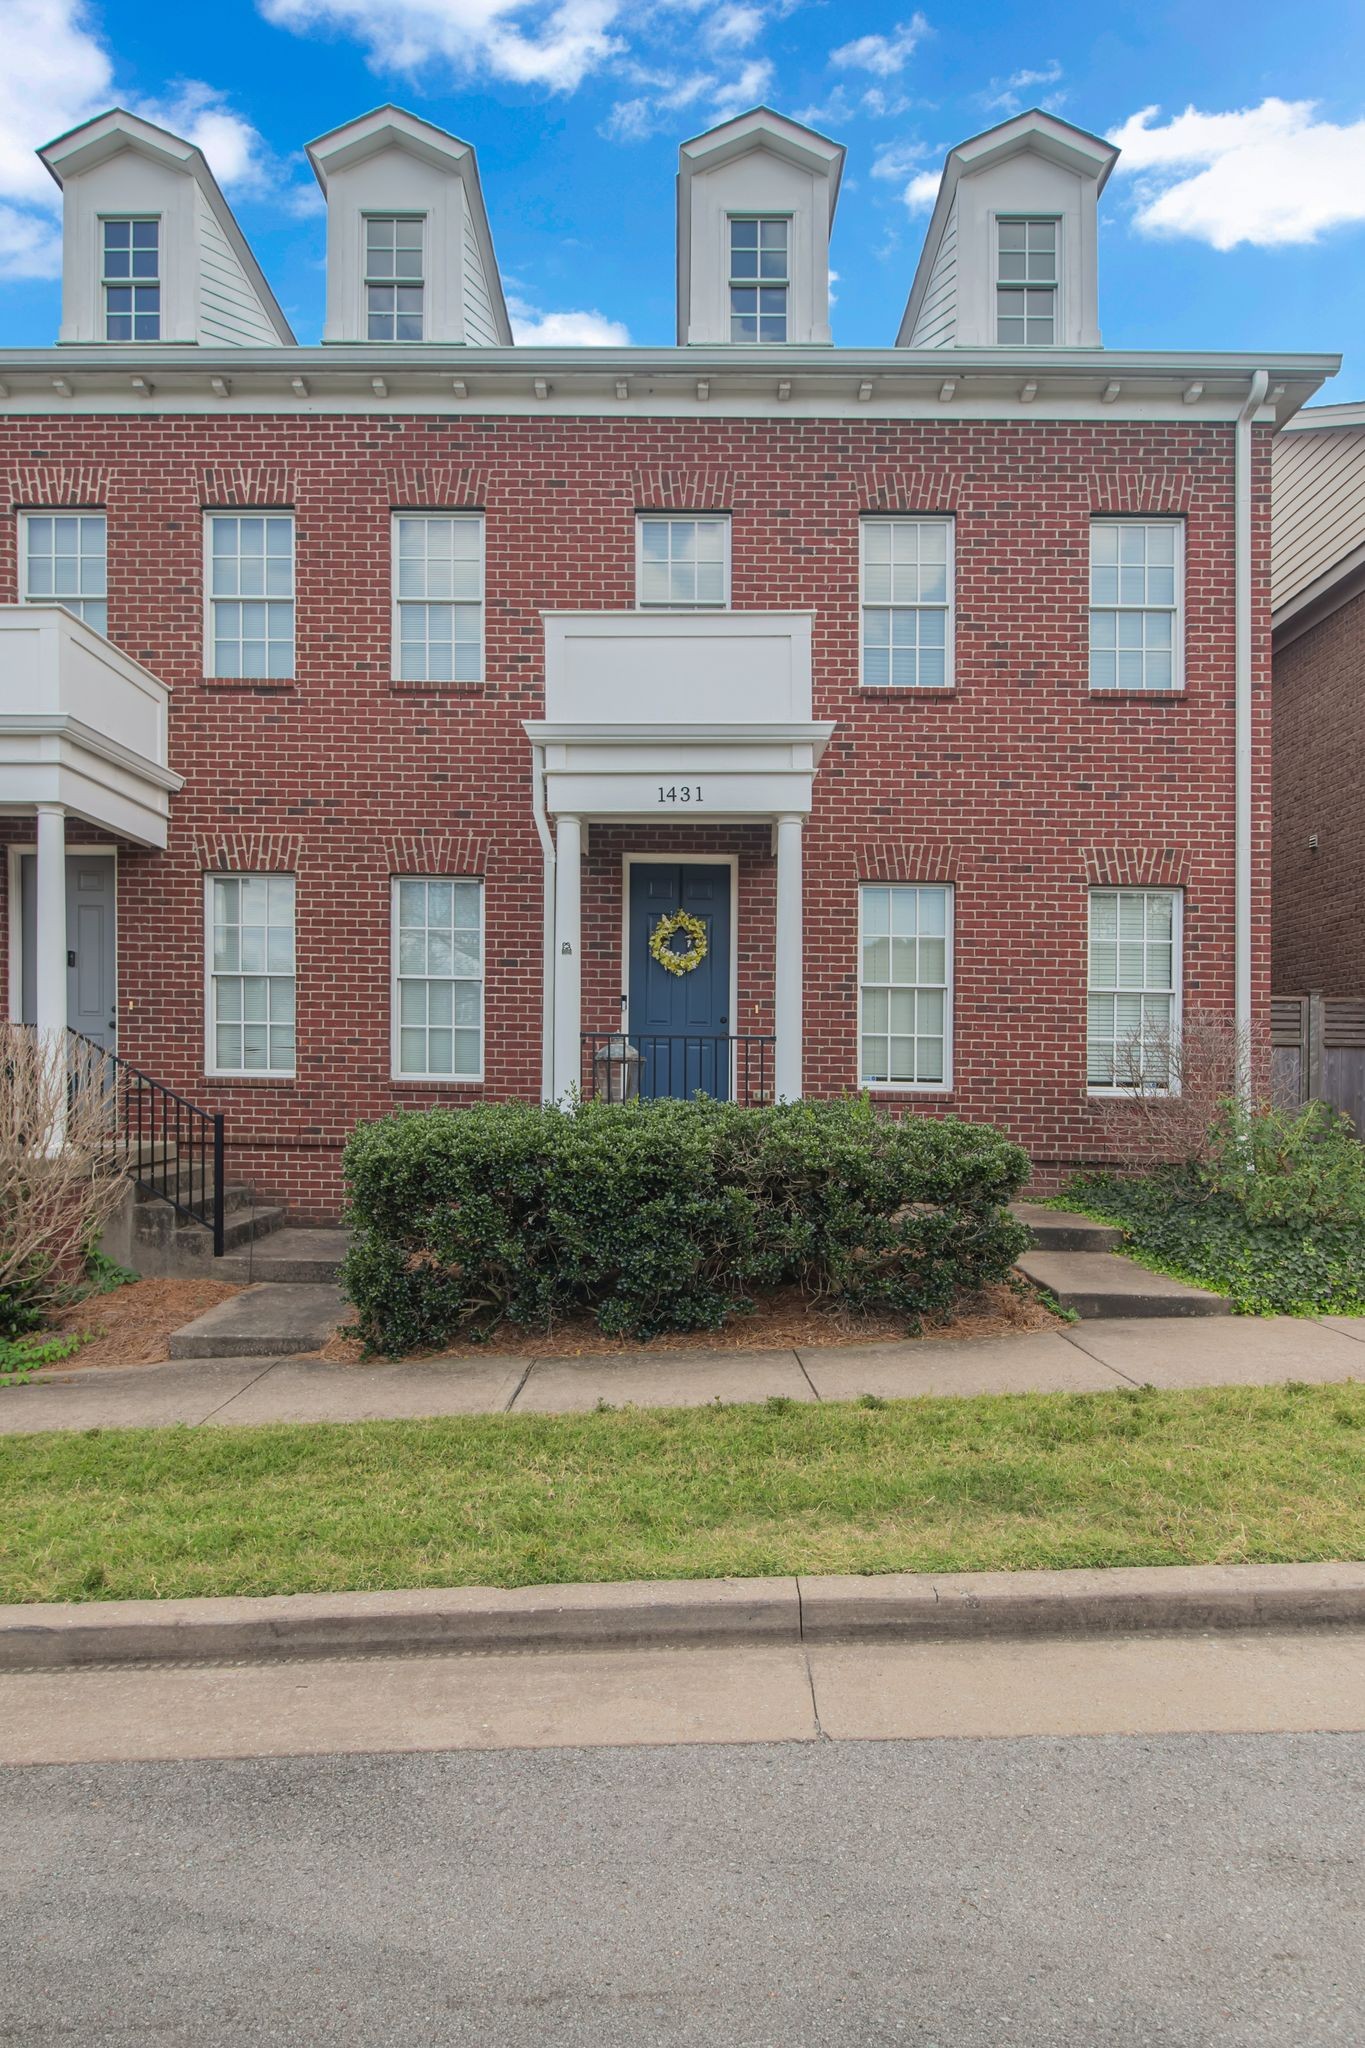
[634,511,731,610]
[389,509,485,684]
[203,870,297,1079]
[389,874,486,1084]
[620,853,740,1080]
[858,514,956,691]
[856,880,955,1094]
[202,508,296,681]
[7,841,117,1040]
[1087,516,1186,695]
[1085,885,1184,1097]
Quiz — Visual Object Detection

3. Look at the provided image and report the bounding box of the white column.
[773,813,804,1101]
[34,803,68,1149]
[551,814,583,1102]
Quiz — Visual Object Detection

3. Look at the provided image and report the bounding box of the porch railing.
[581,1032,775,1106]
[67,1031,225,1256]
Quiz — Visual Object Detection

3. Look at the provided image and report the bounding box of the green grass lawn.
[3,1383,1363,1604]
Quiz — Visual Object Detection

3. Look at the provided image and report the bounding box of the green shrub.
[342,1096,1031,1353]
[1067,1099,1365,1316]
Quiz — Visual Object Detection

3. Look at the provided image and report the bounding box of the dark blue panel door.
[628,863,731,1099]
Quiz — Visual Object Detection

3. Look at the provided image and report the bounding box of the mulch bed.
[46,1277,243,1368]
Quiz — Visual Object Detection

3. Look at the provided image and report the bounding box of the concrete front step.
[133,1178,255,1215]
[212,1227,351,1285]
[1016,1249,1231,1320]
[168,1283,345,1359]
[1011,1203,1125,1255]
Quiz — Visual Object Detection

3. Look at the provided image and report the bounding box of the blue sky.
[3,0,1365,393]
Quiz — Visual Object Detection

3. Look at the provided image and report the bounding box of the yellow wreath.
[649,909,708,977]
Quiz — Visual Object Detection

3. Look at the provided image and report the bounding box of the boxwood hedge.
[341,1096,1031,1353]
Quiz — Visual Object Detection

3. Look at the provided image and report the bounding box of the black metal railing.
[582,1032,775,1106]
[68,1031,225,1255]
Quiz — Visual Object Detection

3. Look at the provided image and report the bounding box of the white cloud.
[981,59,1062,117]
[709,56,772,115]
[871,139,931,181]
[602,50,771,140]
[259,0,626,93]
[1110,98,1365,250]
[507,293,631,343]
[829,13,927,79]
[901,168,940,211]
[0,0,269,278]
[704,3,762,50]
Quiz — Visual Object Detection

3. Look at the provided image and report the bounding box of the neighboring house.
[1272,403,1365,994]
[0,102,1337,1221]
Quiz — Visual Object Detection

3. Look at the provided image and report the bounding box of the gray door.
[19,854,118,1053]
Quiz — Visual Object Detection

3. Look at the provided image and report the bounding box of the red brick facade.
[0,412,1272,1218]
[1272,585,1365,994]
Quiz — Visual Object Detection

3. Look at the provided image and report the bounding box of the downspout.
[1234,369,1269,1111]
[530,743,556,1103]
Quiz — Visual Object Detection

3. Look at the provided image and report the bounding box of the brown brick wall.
[1272,585,1365,994]
[0,413,1269,1218]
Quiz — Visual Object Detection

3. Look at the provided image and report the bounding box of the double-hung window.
[366,217,424,341]
[207,875,296,1076]
[729,217,788,342]
[1087,888,1181,1091]
[393,515,484,682]
[392,878,484,1080]
[206,514,295,679]
[636,515,729,608]
[20,513,107,635]
[996,217,1056,345]
[859,884,952,1089]
[861,518,953,688]
[102,218,160,342]
[1089,520,1183,692]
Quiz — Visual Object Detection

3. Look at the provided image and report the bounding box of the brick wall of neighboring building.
[0,413,1270,1218]
[1272,585,1365,994]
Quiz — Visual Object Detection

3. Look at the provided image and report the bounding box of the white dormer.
[39,108,292,348]
[677,108,844,347]
[306,106,511,347]
[897,110,1118,349]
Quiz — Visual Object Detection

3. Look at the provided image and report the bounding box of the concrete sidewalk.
[2,1312,1363,1434]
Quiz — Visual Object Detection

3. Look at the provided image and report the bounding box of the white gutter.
[529,743,556,1103]
[1234,369,1269,1108]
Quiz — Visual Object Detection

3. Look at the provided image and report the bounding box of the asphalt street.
[3,1730,1362,2046]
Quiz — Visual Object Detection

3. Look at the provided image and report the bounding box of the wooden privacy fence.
[1272,994,1365,1131]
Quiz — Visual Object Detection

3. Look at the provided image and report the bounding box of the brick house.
[1271,402,1365,994]
[0,102,1336,1224]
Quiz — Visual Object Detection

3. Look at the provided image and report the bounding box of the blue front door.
[628,862,732,1099]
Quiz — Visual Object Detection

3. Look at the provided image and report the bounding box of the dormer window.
[995,217,1056,345]
[729,217,788,343]
[102,218,160,342]
[366,215,424,342]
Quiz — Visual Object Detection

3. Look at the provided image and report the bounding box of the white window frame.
[390,512,485,683]
[727,215,790,344]
[634,514,732,610]
[994,214,1059,346]
[203,511,296,680]
[390,877,485,1084]
[18,510,108,635]
[363,214,426,343]
[203,873,297,1080]
[101,215,161,343]
[857,882,954,1093]
[859,516,955,690]
[1088,518,1185,695]
[1086,887,1184,1096]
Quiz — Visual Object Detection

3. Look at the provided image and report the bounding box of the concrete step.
[1016,1250,1231,1320]
[1011,1203,1126,1254]
[168,1283,345,1359]
[211,1226,351,1285]
[133,1177,255,1215]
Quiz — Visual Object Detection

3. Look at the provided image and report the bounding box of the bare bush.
[1,1025,129,1324]
[1092,1008,1273,1165]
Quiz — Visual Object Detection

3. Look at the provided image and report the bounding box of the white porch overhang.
[526,610,833,1104]
[0,606,183,847]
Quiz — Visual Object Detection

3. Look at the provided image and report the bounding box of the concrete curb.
[2,1562,1363,1671]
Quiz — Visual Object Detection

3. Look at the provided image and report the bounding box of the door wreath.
[649,909,708,977]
